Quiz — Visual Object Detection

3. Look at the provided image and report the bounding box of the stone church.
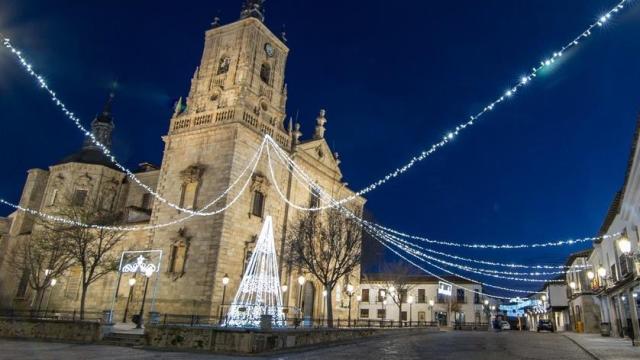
[0,1,365,323]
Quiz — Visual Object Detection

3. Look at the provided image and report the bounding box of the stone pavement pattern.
[0,331,597,360]
[563,333,640,360]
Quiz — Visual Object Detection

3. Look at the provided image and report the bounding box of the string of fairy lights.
[0,0,633,297]
[265,139,567,295]
[0,0,631,215]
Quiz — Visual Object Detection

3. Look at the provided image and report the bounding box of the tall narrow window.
[309,187,320,208]
[260,63,271,84]
[181,182,199,210]
[48,189,59,206]
[251,191,265,217]
[418,289,426,303]
[141,193,152,209]
[102,190,116,210]
[71,189,88,206]
[400,289,408,303]
[361,289,370,302]
[169,243,187,273]
[15,269,29,298]
[217,57,230,74]
[457,289,465,303]
[378,289,386,302]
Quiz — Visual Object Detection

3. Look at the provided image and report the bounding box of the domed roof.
[55,147,120,171]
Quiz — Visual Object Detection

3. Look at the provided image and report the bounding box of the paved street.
[0,331,604,360]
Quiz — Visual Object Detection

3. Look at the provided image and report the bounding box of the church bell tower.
[169,0,290,147]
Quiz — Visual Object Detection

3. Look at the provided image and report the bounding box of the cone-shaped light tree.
[225,216,285,327]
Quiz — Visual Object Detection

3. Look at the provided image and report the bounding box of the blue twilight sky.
[1,1,639,297]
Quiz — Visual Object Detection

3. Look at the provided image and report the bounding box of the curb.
[562,334,600,360]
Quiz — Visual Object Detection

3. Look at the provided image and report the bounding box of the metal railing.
[0,308,104,322]
[158,313,440,329]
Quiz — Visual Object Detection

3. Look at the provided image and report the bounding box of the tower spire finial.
[239,0,265,22]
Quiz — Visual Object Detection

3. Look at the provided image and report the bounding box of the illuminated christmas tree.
[225,215,285,327]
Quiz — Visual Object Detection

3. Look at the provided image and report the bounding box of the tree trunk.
[398,303,403,328]
[80,284,88,320]
[35,289,45,313]
[325,285,334,328]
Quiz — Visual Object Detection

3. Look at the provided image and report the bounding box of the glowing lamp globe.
[587,271,595,280]
[282,285,288,293]
[618,237,632,255]
[541,295,547,302]
[346,284,354,294]
[389,286,396,294]
[569,281,577,290]
[50,279,57,287]
[144,269,154,278]
[597,266,607,278]
[428,299,435,307]
[380,290,386,298]
[128,278,137,286]
[298,276,306,286]
[222,273,230,286]
[408,295,414,304]
[322,290,328,297]
[484,299,489,306]
[356,295,362,302]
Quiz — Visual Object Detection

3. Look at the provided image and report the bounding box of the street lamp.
[618,236,632,255]
[408,295,414,326]
[597,266,607,278]
[220,274,229,323]
[484,299,489,306]
[587,271,595,280]
[541,294,547,302]
[123,277,136,323]
[347,284,354,327]
[569,281,577,290]
[136,269,154,329]
[297,276,306,320]
[428,299,435,323]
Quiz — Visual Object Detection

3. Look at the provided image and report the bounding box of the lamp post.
[297,276,305,321]
[347,284,354,327]
[408,295,414,326]
[123,277,136,323]
[322,290,328,325]
[428,299,435,323]
[219,274,229,323]
[44,278,57,314]
[356,294,362,324]
[136,269,154,329]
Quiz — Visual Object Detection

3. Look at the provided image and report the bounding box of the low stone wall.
[0,317,102,343]
[146,325,438,354]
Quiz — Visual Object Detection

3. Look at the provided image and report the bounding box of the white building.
[358,275,486,326]
[525,281,570,332]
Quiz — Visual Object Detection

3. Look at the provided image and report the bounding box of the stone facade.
[0,3,364,324]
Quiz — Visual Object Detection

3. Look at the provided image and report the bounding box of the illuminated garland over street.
[0,140,266,230]
[0,0,632,214]
[371,222,619,250]
[260,0,631,210]
[266,141,549,295]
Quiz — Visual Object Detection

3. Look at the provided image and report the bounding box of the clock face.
[264,43,274,57]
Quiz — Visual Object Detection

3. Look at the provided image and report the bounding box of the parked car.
[500,321,511,330]
[537,319,554,332]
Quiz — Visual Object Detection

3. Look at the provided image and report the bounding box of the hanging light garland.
[1,0,631,216]
[0,37,269,217]
[0,140,266,230]
[261,0,631,210]
[266,141,562,293]
[267,138,596,268]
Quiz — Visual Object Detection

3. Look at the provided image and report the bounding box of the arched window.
[251,191,265,217]
[260,63,271,84]
[309,187,320,208]
[217,57,230,75]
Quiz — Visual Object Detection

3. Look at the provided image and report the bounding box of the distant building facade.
[358,275,486,326]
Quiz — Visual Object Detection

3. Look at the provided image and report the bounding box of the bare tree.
[287,209,362,327]
[8,229,75,312]
[46,195,125,319]
[365,262,415,326]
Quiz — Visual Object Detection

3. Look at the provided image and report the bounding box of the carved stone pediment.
[180,164,205,183]
[250,173,269,193]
